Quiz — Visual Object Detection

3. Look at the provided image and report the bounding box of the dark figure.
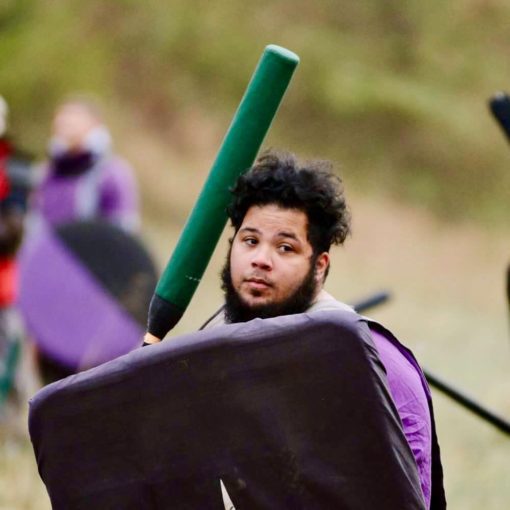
[0,95,32,409]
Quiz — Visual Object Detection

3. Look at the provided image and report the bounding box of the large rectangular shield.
[29,310,425,509]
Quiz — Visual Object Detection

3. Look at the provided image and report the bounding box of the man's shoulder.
[200,306,226,330]
[100,154,135,176]
[310,291,427,380]
[307,290,355,315]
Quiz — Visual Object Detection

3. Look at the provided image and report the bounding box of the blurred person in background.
[0,95,33,413]
[32,96,140,232]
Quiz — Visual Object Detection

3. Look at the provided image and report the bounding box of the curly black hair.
[227,150,351,255]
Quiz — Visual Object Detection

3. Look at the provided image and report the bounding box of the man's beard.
[220,252,319,324]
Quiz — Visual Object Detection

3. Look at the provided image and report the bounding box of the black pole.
[351,289,510,436]
[352,291,391,314]
[424,369,510,436]
[488,91,510,143]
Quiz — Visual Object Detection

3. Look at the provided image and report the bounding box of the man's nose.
[251,245,272,270]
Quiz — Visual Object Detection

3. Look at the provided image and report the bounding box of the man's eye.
[279,244,294,253]
[244,238,258,246]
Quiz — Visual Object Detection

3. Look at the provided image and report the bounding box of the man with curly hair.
[202,151,445,509]
[202,151,350,326]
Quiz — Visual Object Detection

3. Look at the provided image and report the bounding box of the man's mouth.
[244,277,273,290]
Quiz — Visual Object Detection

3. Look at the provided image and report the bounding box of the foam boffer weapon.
[147,45,299,340]
[488,91,510,143]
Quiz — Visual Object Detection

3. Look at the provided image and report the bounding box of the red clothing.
[0,258,17,306]
[0,138,12,199]
[0,139,17,307]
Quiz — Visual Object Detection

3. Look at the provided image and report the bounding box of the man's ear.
[315,252,330,284]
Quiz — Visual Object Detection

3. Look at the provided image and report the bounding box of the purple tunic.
[371,328,432,508]
[34,155,139,232]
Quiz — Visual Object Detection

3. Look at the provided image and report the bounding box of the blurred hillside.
[1,3,510,510]
[1,0,510,224]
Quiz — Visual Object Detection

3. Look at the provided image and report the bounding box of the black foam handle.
[147,294,184,340]
[488,91,510,142]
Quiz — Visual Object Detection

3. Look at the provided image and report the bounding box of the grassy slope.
[1,1,510,508]
[1,0,510,222]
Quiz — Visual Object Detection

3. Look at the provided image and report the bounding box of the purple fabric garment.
[370,328,432,508]
[34,154,139,232]
[17,221,144,370]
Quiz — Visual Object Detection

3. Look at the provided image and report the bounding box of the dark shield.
[29,310,426,510]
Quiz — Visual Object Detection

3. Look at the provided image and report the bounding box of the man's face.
[52,104,99,152]
[222,204,329,322]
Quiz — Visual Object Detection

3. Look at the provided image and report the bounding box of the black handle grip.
[488,91,510,142]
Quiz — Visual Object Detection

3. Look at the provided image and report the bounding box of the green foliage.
[1,0,510,223]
